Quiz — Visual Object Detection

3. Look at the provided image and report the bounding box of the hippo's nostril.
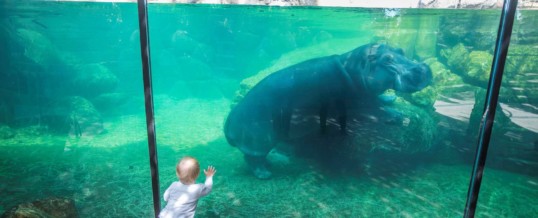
[381,54,395,63]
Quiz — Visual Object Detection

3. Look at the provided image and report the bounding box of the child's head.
[176,156,200,184]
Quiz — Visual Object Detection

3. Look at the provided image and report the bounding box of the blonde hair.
[176,156,200,184]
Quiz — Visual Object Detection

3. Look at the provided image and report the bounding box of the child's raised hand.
[204,166,216,177]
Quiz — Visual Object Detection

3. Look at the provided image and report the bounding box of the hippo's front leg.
[244,154,272,179]
[319,99,347,134]
[272,104,293,141]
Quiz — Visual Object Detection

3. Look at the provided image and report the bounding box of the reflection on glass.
[150,5,505,217]
[0,2,152,216]
[476,8,538,217]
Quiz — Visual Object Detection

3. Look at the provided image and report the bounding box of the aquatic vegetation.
[467,50,494,84]
[503,45,538,106]
[47,96,103,136]
[0,125,63,147]
[14,28,61,66]
[440,43,471,80]
[72,64,118,98]
[441,43,496,87]
[2,197,78,218]
[423,57,463,87]
[392,100,437,153]
[438,12,498,50]
[398,86,437,109]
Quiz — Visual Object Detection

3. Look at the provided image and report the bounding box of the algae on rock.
[467,51,493,85]
[72,63,118,98]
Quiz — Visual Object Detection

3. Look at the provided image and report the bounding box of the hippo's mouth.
[395,63,432,93]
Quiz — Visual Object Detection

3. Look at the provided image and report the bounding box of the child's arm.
[163,186,171,202]
[199,166,216,197]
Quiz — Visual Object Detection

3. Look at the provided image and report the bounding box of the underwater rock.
[91,92,130,111]
[440,43,470,76]
[512,13,538,45]
[64,96,104,137]
[440,43,537,94]
[396,58,440,109]
[424,57,463,86]
[503,47,538,108]
[398,86,437,110]
[1,197,78,218]
[370,57,461,110]
[0,125,15,139]
[45,96,103,136]
[438,13,498,50]
[288,98,437,174]
[466,50,494,85]
[13,28,62,67]
[440,43,494,87]
[466,88,513,140]
[357,100,436,154]
[72,63,118,98]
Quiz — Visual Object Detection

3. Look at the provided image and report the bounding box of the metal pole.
[136,0,160,217]
[463,0,518,217]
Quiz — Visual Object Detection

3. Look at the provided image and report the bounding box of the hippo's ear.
[368,54,377,62]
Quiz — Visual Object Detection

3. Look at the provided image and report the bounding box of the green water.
[1,2,538,217]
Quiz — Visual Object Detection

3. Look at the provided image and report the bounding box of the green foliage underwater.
[1,2,537,217]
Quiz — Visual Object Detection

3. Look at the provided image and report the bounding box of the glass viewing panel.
[476,8,538,217]
[0,1,153,216]
[150,4,504,217]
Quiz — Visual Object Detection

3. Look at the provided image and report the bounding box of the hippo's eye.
[381,54,394,63]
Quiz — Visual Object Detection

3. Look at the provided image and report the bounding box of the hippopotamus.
[224,43,433,179]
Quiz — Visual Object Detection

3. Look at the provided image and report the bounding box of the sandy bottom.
[1,97,537,217]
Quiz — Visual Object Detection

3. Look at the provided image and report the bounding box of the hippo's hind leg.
[336,99,347,133]
[244,154,272,179]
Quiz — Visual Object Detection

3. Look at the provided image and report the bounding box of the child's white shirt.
[158,176,213,218]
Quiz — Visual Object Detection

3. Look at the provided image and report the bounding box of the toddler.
[159,156,216,218]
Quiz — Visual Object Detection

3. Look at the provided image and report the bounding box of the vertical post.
[136,0,160,217]
[463,0,518,217]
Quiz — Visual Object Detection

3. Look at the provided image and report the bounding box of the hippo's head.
[340,43,433,95]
